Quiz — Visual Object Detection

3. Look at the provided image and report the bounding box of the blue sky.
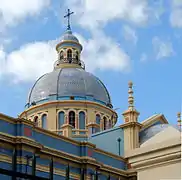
[0,0,181,125]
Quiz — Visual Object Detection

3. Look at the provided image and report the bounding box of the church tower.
[122,81,142,153]
[20,9,117,139]
[54,9,84,70]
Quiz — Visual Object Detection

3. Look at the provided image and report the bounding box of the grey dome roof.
[27,68,112,107]
[139,124,181,145]
[60,30,79,43]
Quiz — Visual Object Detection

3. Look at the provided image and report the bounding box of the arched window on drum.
[69,111,75,128]
[41,114,47,129]
[34,116,38,127]
[60,50,64,60]
[58,111,65,128]
[96,114,101,132]
[96,114,101,124]
[76,51,79,61]
[103,116,107,130]
[79,111,85,129]
[67,49,72,63]
[108,119,112,129]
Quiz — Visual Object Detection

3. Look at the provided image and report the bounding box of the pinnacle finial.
[64,8,74,30]
[177,112,181,127]
[128,81,134,109]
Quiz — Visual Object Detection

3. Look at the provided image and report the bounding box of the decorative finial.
[177,112,181,127]
[64,8,74,30]
[128,81,134,109]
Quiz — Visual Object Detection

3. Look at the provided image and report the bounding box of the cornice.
[125,138,181,158]
[20,100,117,117]
[122,109,140,116]
[130,151,181,169]
[15,136,43,150]
[141,114,168,129]
[94,148,126,162]
[0,132,15,144]
[40,146,81,163]
[34,127,80,146]
[79,141,96,148]
[0,113,17,124]
[119,122,143,128]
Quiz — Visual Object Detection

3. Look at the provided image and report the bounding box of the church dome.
[27,68,112,108]
[60,29,79,43]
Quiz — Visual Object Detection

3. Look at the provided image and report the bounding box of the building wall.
[125,134,181,180]
[88,127,124,156]
[0,114,132,179]
[138,161,181,180]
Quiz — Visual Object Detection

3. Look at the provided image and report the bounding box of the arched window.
[58,111,64,128]
[42,114,47,129]
[76,51,79,61]
[79,111,85,129]
[69,111,75,128]
[60,51,63,60]
[108,119,112,128]
[96,114,101,124]
[103,117,107,130]
[34,116,38,127]
[67,49,72,63]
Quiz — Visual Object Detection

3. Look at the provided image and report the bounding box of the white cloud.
[76,31,131,72]
[0,0,50,29]
[172,0,182,7]
[0,46,6,76]
[0,30,131,83]
[170,8,182,27]
[152,37,174,60]
[122,25,138,44]
[0,41,57,83]
[65,0,150,30]
[170,0,182,28]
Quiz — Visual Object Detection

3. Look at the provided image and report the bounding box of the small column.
[75,114,79,129]
[65,114,68,124]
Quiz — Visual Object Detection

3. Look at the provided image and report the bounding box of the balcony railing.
[54,58,85,69]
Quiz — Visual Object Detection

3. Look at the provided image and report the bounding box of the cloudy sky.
[0,0,181,125]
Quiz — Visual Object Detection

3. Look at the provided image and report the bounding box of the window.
[108,119,112,128]
[96,114,101,124]
[70,96,74,100]
[34,116,38,127]
[42,114,47,129]
[103,117,107,130]
[79,111,85,129]
[60,51,63,60]
[67,49,72,63]
[69,111,75,128]
[76,51,79,61]
[58,111,64,128]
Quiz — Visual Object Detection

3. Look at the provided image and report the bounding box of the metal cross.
[64,9,74,30]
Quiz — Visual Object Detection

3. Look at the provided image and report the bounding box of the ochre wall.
[138,161,181,180]
[20,101,117,137]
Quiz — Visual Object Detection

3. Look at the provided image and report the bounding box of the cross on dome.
[64,9,74,30]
